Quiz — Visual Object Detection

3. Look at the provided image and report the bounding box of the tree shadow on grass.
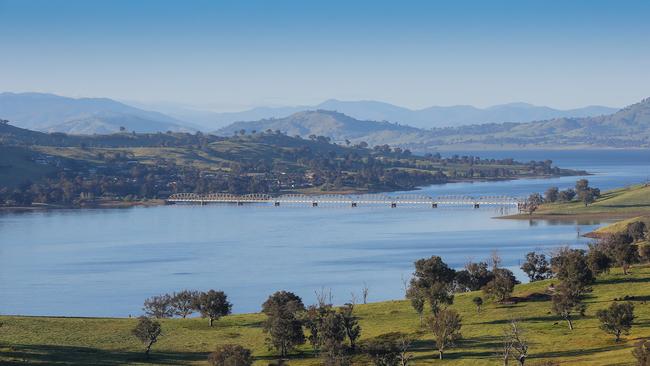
[470,314,559,326]
[0,344,207,365]
[533,344,623,358]
[596,276,650,285]
[410,335,504,361]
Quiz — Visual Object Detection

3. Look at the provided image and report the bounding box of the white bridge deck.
[167,193,525,209]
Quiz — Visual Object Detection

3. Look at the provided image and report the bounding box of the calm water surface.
[1,149,649,316]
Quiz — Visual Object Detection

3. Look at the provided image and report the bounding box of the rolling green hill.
[521,184,650,220]
[2,265,650,365]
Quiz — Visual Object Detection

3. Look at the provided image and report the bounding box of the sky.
[1,0,649,111]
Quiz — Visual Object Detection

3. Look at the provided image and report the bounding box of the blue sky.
[1,0,649,110]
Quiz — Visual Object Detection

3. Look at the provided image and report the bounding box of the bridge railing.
[167,192,524,207]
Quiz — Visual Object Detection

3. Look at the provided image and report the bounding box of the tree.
[339,303,361,351]
[303,304,330,351]
[544,187,559,203]
[132,316,162,356]
[558,188,576,202]
[596,302,635,342]
[143,294,174,318]
[551,282,586,331]
[628,221,647,242]
[579,189,596,206]
[472,297,483,314]
[632,339,650,366]
[318,311,349,366]
[195,290,232,327]
[575,179,589,194]
[208,344,253,366]
[602,233,638,275]
[170,290,199,318]
[551,248,594,292]
[454,261,493,291]
[501,320,528,366]
[586,244,613,276]
[427,308,462,360]
[405,285,425,325]
[362,282,369,304]
[408,256,456,314]
[527,193,544,207]
[520,252,552,282]
[483,268,517,303]
[262,291,306,357]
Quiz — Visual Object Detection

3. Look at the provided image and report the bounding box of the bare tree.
[363,282,370,305]
[491,250,502,271]
[397,335,414,366]
[315,287,333,307]
[501,319,528,366]
[427,309,462,360]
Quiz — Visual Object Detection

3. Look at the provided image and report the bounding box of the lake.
[1,149,650,316]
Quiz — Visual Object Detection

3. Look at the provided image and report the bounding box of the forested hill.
[216,98,650,150]
[0,123,582,208]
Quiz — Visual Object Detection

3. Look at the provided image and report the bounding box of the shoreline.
[498,211,647,221]
[0,172,585,213]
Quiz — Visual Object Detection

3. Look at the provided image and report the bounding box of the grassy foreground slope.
[2,266,650,365]
[592,216,650,236]
[514,184,650,220]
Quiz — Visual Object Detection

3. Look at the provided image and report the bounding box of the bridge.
[167,193,527,210]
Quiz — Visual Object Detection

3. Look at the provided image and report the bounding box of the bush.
[362,332,412,366]
[208,344,253,366]
[483,268,517,302]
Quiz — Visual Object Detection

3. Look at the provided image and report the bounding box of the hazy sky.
[1,0,649,111]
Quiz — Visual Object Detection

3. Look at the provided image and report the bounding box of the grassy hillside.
[0,146,58,188]
[518,184,650,220]
[592,215,650,236]
[2,265,650,365]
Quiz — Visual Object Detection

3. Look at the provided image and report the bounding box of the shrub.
[208,344,253,366]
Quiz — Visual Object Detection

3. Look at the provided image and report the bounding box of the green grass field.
[517,184,650,220]
[2,265,650,365]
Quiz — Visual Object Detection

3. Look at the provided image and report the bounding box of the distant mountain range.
[3,91,647,150]
[140,98,618,130]
[216,98,650,150]
[0,92,196,134]
[0,92,618,134]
